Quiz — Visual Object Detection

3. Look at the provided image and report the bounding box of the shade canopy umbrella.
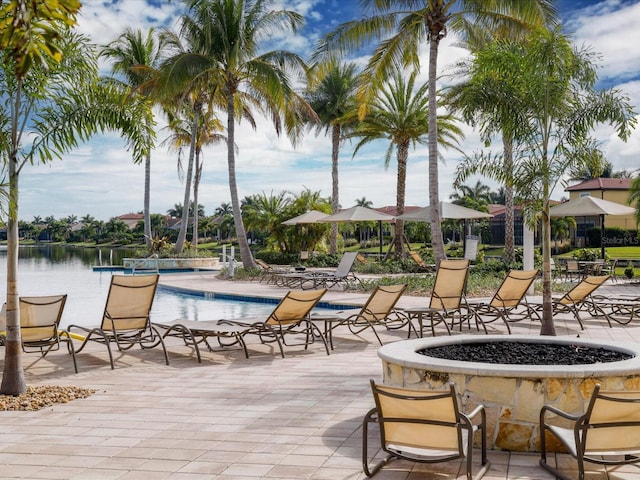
[319,206,395,223]
[282,210,328,225]
[397,202,492,259]
[397,202,492,221]
[317,206,395,257]
[549,196,636,259]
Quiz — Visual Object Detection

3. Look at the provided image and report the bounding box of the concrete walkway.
[1,271,639,480]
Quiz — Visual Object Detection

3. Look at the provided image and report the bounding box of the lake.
[0,245,279,329]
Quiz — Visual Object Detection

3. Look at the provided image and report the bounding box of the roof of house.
[566,178,632,191]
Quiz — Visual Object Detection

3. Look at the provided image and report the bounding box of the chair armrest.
[466,404,485,421]
[540,404,582,422]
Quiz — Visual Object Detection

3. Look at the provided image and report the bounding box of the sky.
[15,0,640,222]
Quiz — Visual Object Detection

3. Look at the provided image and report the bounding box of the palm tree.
[347,70,464,258]
[0,3,152,395]
[355,197,373,208]
[306,58,359,255]
[455,27,636,335]
[162,103,224,247]
[315,0,557,262]
[243,191,292,252]
[161,0,315,269]
[285,188,332,253]
[628,175,640,226]
[450,181,492,209]
[446,44,529,265]
[101,28,167,250]
[214,202,235,240]
[550,216,576,254]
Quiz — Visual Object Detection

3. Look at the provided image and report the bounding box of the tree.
[446,46,528,265]
[315,0,557,262]
[550,216,576,254]
[162,103,223,248]
[284,188,331,253]
[0,2,153,395]
[243,191,292,252]
[101,28,167,250]
[306,58,359,255]
[450,181,492,211]
[347,70,463,258]
[628,175,640,226]
[455,27,636,335]
[162,0,315,269]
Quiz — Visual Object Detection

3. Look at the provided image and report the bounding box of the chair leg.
[362,408,392,477]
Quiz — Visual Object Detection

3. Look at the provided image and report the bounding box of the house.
[566,177,636,228]
[118,213,144,230]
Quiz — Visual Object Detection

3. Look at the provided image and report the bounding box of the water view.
[0,245,278,329]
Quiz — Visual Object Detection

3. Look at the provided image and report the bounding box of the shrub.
[625,267,635,279]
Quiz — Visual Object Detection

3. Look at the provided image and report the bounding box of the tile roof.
[566,178,632,191]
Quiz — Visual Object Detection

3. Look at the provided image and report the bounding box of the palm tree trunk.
[143,149,152,249]
[428,37,446,262]
[1,81,26,395]
[540,207,555,335]
[394,141,409,259]
[503,133,515,264]
[330,124,340,255]
[174,106,198,254]
[226,92,256,270]
[540,147,555,335]
[192,151,202,248]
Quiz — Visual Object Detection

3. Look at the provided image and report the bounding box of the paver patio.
[1,271,640,479]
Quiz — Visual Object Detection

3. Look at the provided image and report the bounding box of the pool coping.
[157,284,358,311]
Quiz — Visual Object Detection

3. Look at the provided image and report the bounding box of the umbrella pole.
[601,214,605,259]
[378,220,383,259]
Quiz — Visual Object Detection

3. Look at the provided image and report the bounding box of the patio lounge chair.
[278,251,361,289]
[588,292,640,326]
[1,294,76,372]
[221,289,329,357]
[66,274,169,370]
[254,258,292,284]
[317,284,411,348]
[363,380,490,479]
[465,269,539,334]
[531,275,610,329]
[152,318,253,362]
[402,259,471,337]
[409,251,435,272]
[540,383,640,480]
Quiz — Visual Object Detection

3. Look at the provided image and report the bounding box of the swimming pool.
[0,248,339,329]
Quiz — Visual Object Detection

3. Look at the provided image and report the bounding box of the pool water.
[0,248,332,329]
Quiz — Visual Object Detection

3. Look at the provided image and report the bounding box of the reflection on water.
[0,245,276,328]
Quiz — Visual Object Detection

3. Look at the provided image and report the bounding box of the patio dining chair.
[540,383,640,480]
[221,288,329,357]
[363,380,490,479]
[66,274,169,370]
[466,269,539,334]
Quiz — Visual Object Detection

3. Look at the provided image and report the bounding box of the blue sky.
[17,0,640,221]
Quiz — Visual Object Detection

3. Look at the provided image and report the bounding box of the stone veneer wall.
[378,336,640,452]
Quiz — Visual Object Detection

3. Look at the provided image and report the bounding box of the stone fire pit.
[378,335,640,452]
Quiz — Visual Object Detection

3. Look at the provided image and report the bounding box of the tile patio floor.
[1,271,640,480]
